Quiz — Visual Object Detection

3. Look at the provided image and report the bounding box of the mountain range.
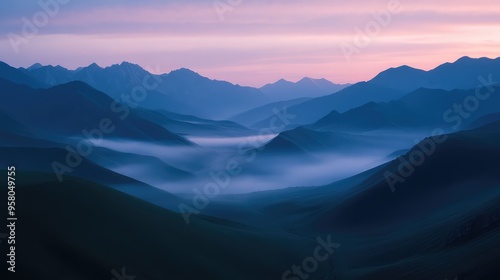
[2,55,499,125]
[246,56,500,128]
[1,55,500,280]
[260,77,349,101]
[5,62,346,120]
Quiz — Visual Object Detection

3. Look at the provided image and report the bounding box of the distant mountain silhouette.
[250,56,500,128]
[3,55,500,280]
[21,62,270,119]
[0,78,192,145]
[370,56,500,92]
[310,101,430,132]
[251,82,402,128]
[230,97,311,126]
[310,84,500,133]
[260,126,356,154]
[134,108,255,137]
[0,61,47,88]
[260,77,349,102]
[20,64,75,85]
[466,112,500,130]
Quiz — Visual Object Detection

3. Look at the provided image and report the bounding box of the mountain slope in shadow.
[260,126,358,155]
[134,108,255,137]
[252,82,403,128]
[251,56,500,129]
[205,121,500,279]
[0,172,316,280]
[0,78,191,145]
[0,61,47,88]
[309,84,500,133]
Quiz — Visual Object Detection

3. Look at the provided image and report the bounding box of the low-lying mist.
[91,130,429,194]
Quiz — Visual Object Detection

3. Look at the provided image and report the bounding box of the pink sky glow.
[1,0,499,86]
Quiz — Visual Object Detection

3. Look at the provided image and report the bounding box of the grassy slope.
[0,172,316,280]
[207,122,500,279]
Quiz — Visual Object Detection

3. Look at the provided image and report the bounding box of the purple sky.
[1,0,499,86]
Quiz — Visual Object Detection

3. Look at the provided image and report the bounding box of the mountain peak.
[118,61,141,68]
[106,61,146,73]
[171,67,196,73]
[371,65,425,82]
[455,56,473,62]
[452,56,495,65]
[396,65,414,70]
[27,63,43,71]
[297,77,313,83]
[86,62,101,69]
[385,65,419,72]
[168,68,201,78]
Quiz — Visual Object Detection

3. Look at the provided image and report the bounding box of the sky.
[0,0,499,87]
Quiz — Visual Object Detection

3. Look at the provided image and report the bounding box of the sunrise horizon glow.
[1,0,500,87]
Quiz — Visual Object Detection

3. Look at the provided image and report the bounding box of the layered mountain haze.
[370,56,500,92]
[0,61,47,88]
[260,77,350,102]
[250,56,500,128]
[18,62,268,119]
[229,97,312,126]
[1,56,500,280]
[16,62,349,120]
[0,78,192,145]
[250,82,404,128]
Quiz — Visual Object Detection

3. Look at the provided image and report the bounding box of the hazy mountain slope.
[0,147,152,186]
[198,122,500,279]
[135,108,255,137]
[260,77,349,101]
[20,64,74,85]
[1,171,316,280]
[314,122,500,231]
[86,147,194,184]
[251,82,402,128]
[466,112,500,130]
[310,84,500,133]
[230,97,311,126]
[260,126,357,154]
[370,56,500,92]
[0,61,46,88]
[22,62,271,119]
[157,68,269,118]
[0,78,192,145]
[251,56,500,129]
[311,101,429,132]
